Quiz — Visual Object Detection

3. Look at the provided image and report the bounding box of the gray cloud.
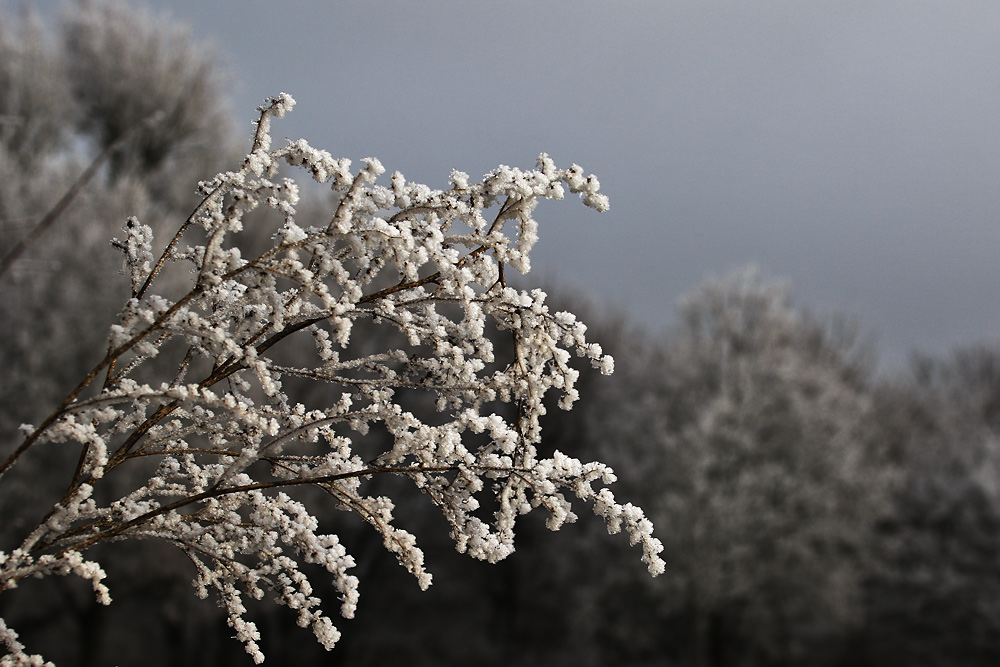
[28,0,1000,369]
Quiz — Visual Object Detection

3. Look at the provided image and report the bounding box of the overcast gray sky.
[33,0,1000,370]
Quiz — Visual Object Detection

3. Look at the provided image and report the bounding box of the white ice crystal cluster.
[0,94,662,665]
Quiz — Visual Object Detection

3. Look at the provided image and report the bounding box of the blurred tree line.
[2,2,999,665]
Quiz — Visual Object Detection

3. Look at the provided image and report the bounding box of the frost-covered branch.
[0,94,662,665]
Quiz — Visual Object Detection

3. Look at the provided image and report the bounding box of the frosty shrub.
[0,95,663,665]
[62,0,233,183]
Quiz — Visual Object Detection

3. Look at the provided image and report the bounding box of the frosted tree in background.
[661,269,885,667]
[0,93,663,665]
[864,345,1000,665]
[62,0,233,189]
[573,268,886,667]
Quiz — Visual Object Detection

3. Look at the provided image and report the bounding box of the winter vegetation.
[3,2,1000,666]
[0,2,663,664]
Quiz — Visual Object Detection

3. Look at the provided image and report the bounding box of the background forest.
[2,2,1000,666]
